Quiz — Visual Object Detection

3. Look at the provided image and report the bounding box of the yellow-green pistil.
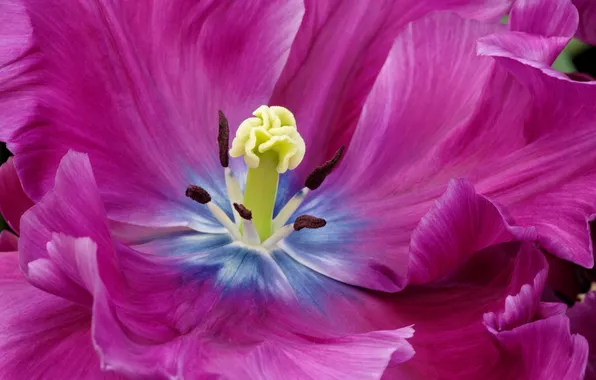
[230,106,305,241]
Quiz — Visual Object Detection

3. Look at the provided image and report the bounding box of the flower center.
[186,105,343,249]
[229,106,305,240]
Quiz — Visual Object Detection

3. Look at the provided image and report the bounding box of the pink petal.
[108,220,195,246]
[19,150,111,280]
[13,150,181,377]
[94,239,412,350]
[303,0,596,275]
[479,235,589,379]
[386,241,586,379]
[491,316,588,379]
[280,12,507,292]
[510,0,579,38]
[0,0,39,141]
[569,292,596,379]
[92,245,416,378]
[317,12,503,195]
[428,0,580,178]
[21,151,409,377]
[26,235,98,306]
[205,328,415,380]
[453,0,515,20]
[573,0,596,44]
[483,243,548,332]
[499,177,596,268]
[91,284,188,378]
[383,242,529,378]
[9,0,303,232]
[476,18,596,268]
[0,230,18,252]
[270,0,511,191]
[18,151,117,307]
[407,179,535,285]
[479,31,572,69]
[94,272,414,380]
[537,302,568,319]
[327,0,596,272]
[0,247,21,279]
[282,178,534,292]
[0,252,121,379]
[0,157,34,234]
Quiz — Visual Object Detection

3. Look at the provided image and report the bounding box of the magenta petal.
[280,12,507,292]
[569,292,596,379]
[537,302,568,319]
[320,12,502,194]
[479,240,589,379]
[19,151,112,304]
[0,252,121,379]
[510,0,578,38]
[0,248,20,279]
[0,230,18,252]
[91,284,186,378]
[469,0,596,268]
[483,243,548,332]
[26,234,98,306]
[14,150,183,377]
[507,179,596,269]
[502,0,579,65]
[9,0,303,231]
[19,150,110,269]
[270,0,505,184]
[383,242,530,378]
[94,273,414,380]
[206,328,414,380]
[573,0,596,44]
[15,149,409,376]
[476,46,596,268]
[92,247,416,378]
[491,316,588,379]
[0,157,34,234]
[386,241,584,379]
[95,240,405,343]
[408,179,535,285]
[281,176,534,292]
[479,31,572,68]
[0,0,38,142]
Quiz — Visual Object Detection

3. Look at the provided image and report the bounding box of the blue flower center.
[185,106,344,250]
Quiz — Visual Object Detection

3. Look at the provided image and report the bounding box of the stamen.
[233,203,252,220]
[207,203,242,241]
[225,168,244,225]
[233,203,260,245]
[272,188,309,230]
[293,215,327,231]
[185,184,241,241]
[186,185,211,204]
[262,214,327,249]
[218,110,230,168]
[261,225,294,250]
[304,146,345,190]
